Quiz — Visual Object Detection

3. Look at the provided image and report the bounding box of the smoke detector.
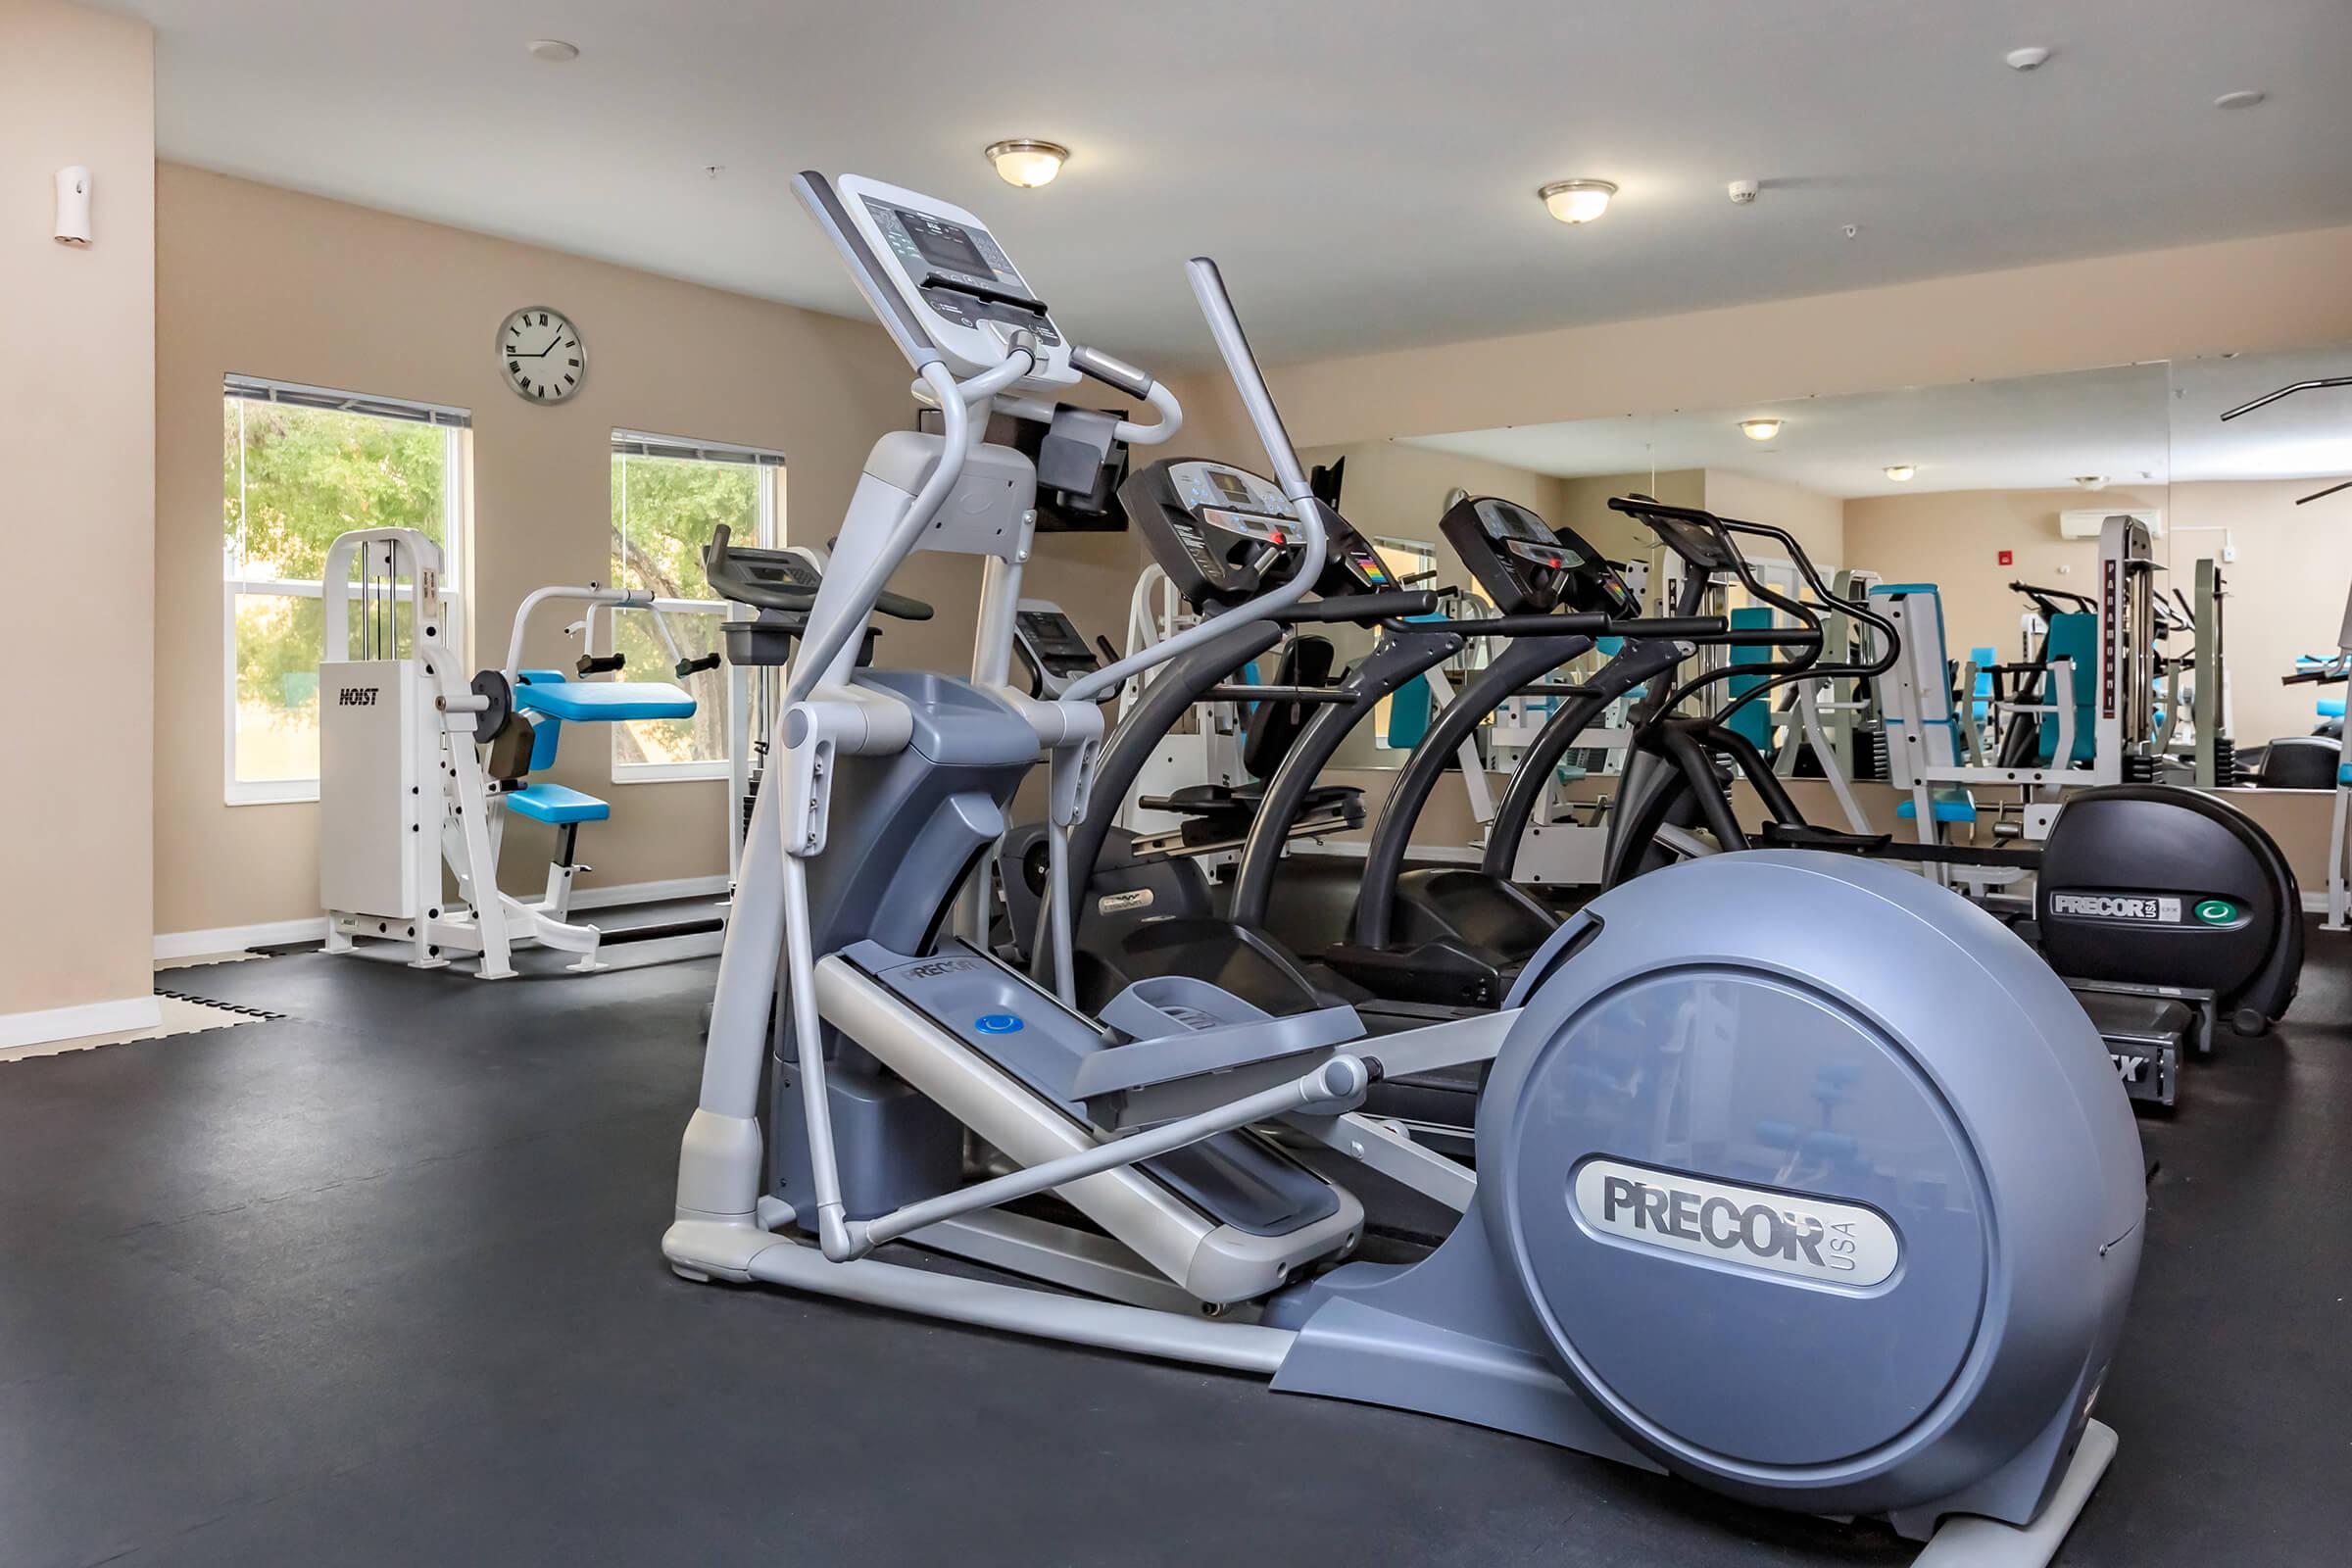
[2005,46,2051,71]
[1729,180,1760,205]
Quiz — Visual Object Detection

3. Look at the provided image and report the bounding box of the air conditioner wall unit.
[2058,508,2164,541]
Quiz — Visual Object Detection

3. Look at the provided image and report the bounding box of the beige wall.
[1702,469,1845,571]
[1555,469,1707,564]
[155,165,1139,937]
[1173,223,2352,456]
[1294,439,1560,564]
[1845,480,2348,747]
[1,1,155,1017]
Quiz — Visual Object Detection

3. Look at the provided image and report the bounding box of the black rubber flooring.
[4,921,2348,1566]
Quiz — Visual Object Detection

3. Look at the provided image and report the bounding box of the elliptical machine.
[667,171,2144,1561]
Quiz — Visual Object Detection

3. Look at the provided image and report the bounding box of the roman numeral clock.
[499,306,584,402]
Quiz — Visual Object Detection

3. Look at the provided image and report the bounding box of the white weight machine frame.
[1874,516,2157,878]
[318,527,696,978]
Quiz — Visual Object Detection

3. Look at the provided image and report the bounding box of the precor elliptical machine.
[667,172,2145,1559]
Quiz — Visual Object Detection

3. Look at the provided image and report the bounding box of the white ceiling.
[112,0,2352,367]
[1402,345,2352,496]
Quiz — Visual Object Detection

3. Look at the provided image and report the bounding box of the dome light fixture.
[985,139,1070,189]
[1739,418,1784,442]
[1884,465,1917,482]
[526,39,580,63]
[1539,179,1617,225]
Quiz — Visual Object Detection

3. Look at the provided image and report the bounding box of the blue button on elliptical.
[975,1012,1024,1035]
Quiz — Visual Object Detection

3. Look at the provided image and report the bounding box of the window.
[609,432,786,780]
[221,376,469,804]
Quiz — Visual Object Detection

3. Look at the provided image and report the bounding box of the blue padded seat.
[2339,762,2352,787]
[2321,697,2346,720]
[505,782,612,825]
[514,676,696,723]
[1896,788,1980,825]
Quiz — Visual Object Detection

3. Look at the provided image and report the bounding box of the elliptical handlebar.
[1058,261,1326,706]
[2220,374,2352,421]
[1185,258,1315,506]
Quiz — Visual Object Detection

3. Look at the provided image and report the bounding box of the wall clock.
[499,306,584,403]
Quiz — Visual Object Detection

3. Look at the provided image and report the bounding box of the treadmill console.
[1010,601,1102,698]
[838,175,1078,386]
[1123,458,1396,611]
[1440,495,1640,618]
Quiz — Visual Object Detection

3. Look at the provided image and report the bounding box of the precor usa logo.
[1098,889,1153,914]
[2049,892,2181,924]
[1571,1158,1900,1287]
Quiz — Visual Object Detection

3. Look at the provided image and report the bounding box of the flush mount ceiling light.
[1884,465,1917,482]
[986,140,1069,188]
[2214,89,2268,110]
[1539,179,1617,224]
[1739,418,1784,442]
[2074,475,2110,491]
[526,39,579,62]
[2005,46,2051,72]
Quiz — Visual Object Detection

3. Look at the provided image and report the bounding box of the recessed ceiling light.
[1884,465,1917,482]
[526,39,579,63]
[2074,475,2109,491]
[1539,179,1617,224]
[1739,418,1783,442]
[985,140,1069,188]
[2005,46,2051,72]
[2214,89,2267,110]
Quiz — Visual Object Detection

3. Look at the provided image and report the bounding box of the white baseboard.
[570,873,730,910]
[0,995,165,1051]
[154,916,329,960]
[150,874,731,960]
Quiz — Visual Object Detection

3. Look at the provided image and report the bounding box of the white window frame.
[609,431,785,785]
[221,376,470,806]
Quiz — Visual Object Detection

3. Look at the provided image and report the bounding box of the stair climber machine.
[1293,497,1768,1142]
[1315,493,1733,1007]
[1605,496,2301,1108]
[994,459,1412,993]
[665,171,2144,1564]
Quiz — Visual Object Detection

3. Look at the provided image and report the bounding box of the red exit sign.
[1998,550,2014,566]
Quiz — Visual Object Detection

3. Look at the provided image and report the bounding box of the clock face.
[499,306,584,403]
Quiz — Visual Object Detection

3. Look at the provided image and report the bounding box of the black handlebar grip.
[1279,590,1440,625]
[576,653,626,675]
[676,654,722,677]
